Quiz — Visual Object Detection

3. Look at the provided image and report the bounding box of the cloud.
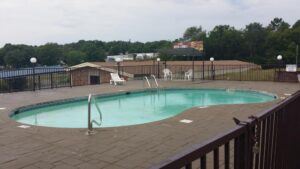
[0,0,299,47]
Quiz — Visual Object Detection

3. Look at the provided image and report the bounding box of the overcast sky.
[0,0,299,47]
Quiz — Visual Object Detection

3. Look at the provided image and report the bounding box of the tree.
[267,17,290,32]
[82,44,106,61]
[37,43,63,65]
[2,44,35,68]
[244,22,267,61]
[205,25,245,60]
[183,26,207,41]
[290,20,300,45]
[292,20,300,29]
[0,48,4,66]
[64,50,86,66]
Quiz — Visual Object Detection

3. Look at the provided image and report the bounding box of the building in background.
[106,54,134,62]
[106,53,158,62]
[173,41,204,52]
[135,53,159,60]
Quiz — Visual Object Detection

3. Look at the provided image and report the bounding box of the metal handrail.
[87,94,102,135]
[144,76,151,88]
[151,74,159,88]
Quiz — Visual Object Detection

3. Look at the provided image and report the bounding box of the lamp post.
[30,57,37,91]
[157,58,160,78]
[115,57,122,76]
[210,57,214,80]
[277,55,282,81]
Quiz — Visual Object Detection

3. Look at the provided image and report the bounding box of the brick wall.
[99,70,111,84]
[71,68,89,86]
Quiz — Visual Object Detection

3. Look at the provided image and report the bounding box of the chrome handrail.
[87,94,102,135]
[144,76,151,88]
[151,74,159,88]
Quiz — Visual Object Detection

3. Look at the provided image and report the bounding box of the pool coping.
[9,87,278,128]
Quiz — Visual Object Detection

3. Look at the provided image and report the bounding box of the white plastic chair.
[163,68,172,80]
[110,73,126,85]
[184,69,193,80]
[298,74,300,83]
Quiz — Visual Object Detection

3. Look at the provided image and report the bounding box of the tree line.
[0,17,299,68]
[0,40,172,68]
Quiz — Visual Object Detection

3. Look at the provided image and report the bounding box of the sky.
[0,0,299,47]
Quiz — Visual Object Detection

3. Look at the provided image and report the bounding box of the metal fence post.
[240,65,242,81]
[202,60,205,80]
[38,75,41,90]
[50,73,53,89]
[32,66,35,91]
[69,69,72,87]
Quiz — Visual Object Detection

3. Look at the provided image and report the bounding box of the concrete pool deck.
[0,80,299,169]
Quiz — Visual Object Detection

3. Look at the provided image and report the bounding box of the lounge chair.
[163,68,172,80]
[110,73,126,85]
[184,69,193,80]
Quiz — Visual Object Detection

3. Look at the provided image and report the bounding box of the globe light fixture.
[30,57,37,91]
[277,55,282,60]
[30,57,37,64]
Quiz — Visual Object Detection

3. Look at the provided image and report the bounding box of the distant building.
[106,53,158,62]
[173,41,204,52]
[106,54,134,62]
[135,53,158,60]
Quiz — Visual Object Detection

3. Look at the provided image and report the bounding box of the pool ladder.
[86,94,103,135]
[144,75,159,89]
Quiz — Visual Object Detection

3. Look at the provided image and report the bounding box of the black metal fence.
[0,67,71,93]
[151,91,300,169]
[1,63,298,93]
[114,64,291,82]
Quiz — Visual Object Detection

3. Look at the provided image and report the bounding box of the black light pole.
[277,55,282,81]
[192,56,195,81]
[210,57,214,80]
[30,57,37,91]
[157,58,160,78]
[116,58,122,76]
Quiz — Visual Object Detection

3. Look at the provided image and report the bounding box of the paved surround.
[0,80,299,169]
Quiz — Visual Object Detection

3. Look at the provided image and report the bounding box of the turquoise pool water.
[11,89,276,128]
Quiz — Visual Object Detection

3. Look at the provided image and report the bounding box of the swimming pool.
[11,88,276,128]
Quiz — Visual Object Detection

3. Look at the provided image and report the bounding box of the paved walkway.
[0,80,299,169]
